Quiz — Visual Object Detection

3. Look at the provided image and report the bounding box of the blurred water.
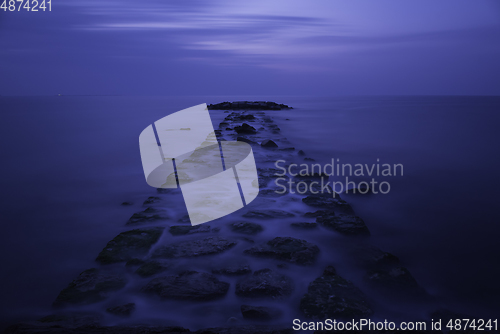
[0,95,499,329]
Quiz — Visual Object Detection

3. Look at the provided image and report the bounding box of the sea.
[0,95,499,329]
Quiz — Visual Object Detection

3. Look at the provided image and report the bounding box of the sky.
[0,0,499,96]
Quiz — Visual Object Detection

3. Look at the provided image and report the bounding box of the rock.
[235,269,293,298]
[95,227,164,264]
[135,260,169,277]
[142,271,229,301]
[169,225,213,236]
[303,210,331,218]
[121,202,133,206]
[241,305,283,321]
[125,258,145,266]
[261,140,278,148]
[126,207,167,225]
[317,213,370,235]
[298,150,306,156]
[244,237,319,265]
[229,221,263,235]
[234,123,257,134]
[212,265,252,276]
[364,267,424,294]
[345,185,371,194]
[152,236,237,259]
[234,114,256,121]
[302,194,354,214]
[300,266,372,319]
[354,246,400,269]
[106,303,135,317]
[143,196,161,205]
[53,268,127,307]
[242,210,294,219]
[4,323,191,333]
[207,101,292,110]
[177,215,191,224]
[304,157,315,161]
[290,222,317,229]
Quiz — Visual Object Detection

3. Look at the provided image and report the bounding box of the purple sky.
[1,0,499,96]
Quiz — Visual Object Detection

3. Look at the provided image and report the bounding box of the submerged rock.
[142,271,229,301]
[135,260,169,277]
[240,305,283,321]
[126,207,168,225]
[121,201,133,206]
[106,303,135,317]
[235,269,293,298]
[302,194,353,213]
[95,227,164,264]
[212,265,252,276]
[152,236,237,259]
[229,221,263,235]
[364,267,424,294]
[300,266,372,319]
[317,213,370,236]
[234,123,257,134]
[143,196,161,205]
[261,139,278,148]
[169,225,213,236]
[242,210,294,219]
[53,269,127,307]
[244,237,319,265]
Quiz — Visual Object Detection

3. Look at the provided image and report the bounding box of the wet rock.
[259,189,288,197]
[96,227,164,264]
[317,213,370,236]
[244,237,319,265]
[135,260,169,277]
[242,210,294,219]
[169,225,213,236]
[125,258,145,266]
[290,222,317,229]
[235,269,293,298]
[212,265,252,276]
[300,266,372,319]
[142,271,229,301]
[240,305,283,321]
[208,101,292,110]
[5,323,192,333]
[302,194,354,214]
[354,246,400,269]
[229,221,263,235]
[143,196,161,205]
[106,303,135,317]
[364,267,424,294]
[121,202,133,206]
[234,114,256,121]
[178,215,191,224]
[152,236,237,259]
[303,210,331,218]
[126,207,168,225]
[345,184,371,194]
[304,157,315,161]
[298,150,306,156]
[37,313,103,327]
[53,269,127,307]
[234,123,257,134]
[261,140,278,148]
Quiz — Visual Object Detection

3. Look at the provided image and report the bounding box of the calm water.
[0,96,499,329]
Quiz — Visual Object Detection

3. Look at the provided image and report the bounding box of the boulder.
[261,140,278,148]
[126,207,168,225]
[244,237,319,265]
[121,202,133,206]
[234,123,257,134]
[317,213,370,236]
[152,236,237,259]
[169,225,213,236]
[53,269,126,307]
[135,260,169,277]
[235,269,293,298]
[300,266,372,319]
[106,303,135,317]
[142,271,229,301]
[242,210,294,219]
[229,221,263,235]
[212,265,252,276]
[95,227,164,264]
[240,305,283,321]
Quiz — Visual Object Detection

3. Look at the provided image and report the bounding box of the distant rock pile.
[207,101,292,110]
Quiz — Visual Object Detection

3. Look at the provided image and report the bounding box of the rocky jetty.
[207,101,292,110]
[6,102,442,333]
